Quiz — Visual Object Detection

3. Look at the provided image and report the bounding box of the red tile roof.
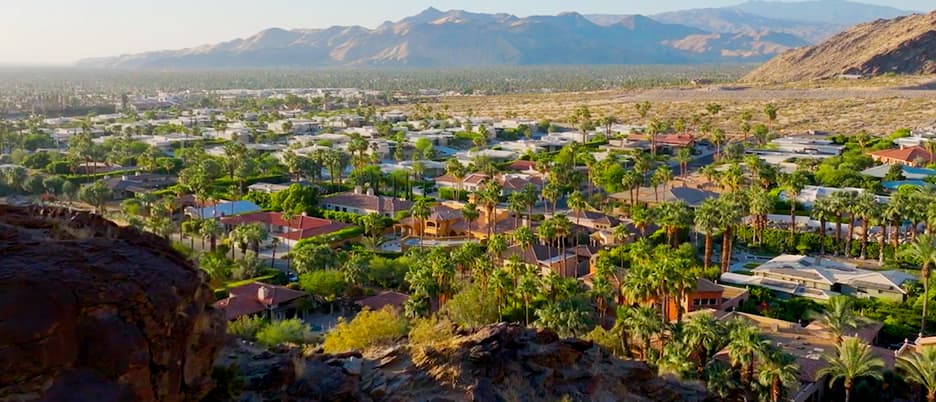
[220,211,350,241]
[507,160,537,171]
[869,146,934,163]
[214,282,307,320]
[355,291,409,311]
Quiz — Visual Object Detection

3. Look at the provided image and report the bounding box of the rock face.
[745,10,936,82]
[0,205,225,401]
[221,323,713,402]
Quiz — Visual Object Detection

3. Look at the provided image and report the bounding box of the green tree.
[300,270,347,306]
[323,307,407,353]
[781,170,809,244]
[443,283,500,328]
[77,180,112,214]
[897,345,936,402]
[757,349,800,402]
[816,296,863,345]
[410,198,431,248]
[818,338,885,402]
[903,234,936,337]
[291,242,339,273]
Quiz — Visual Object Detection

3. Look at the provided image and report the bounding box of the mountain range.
[79,0,915,69]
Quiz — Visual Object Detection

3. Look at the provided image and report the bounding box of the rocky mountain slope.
[0,205,225,401]
[78,8,805,69]
[745,11,936,82]
[222,323,713,402]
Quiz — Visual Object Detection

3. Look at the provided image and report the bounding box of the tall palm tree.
[621,170,639,207]
[461,202,480,238]
[551,214,572,275]
[695,198,722,269]
[656,201,693,248]
[651,165,674,202]
[508,191,527,228]
[410,199,431,248]
[757,349,800,402]
[537,219,556,269]
[903,234,936,337]
[567,190,587,248]
[897,345,936,402]
[781,170,808,244]
[513,226,535,262]
[818,338,885,402]
[748,187,772,247]
[518,273,538,326]
[625,305,664,359]
[851,192,873,258]
[675,147,692,177]
[812,197,835,255]
[684,313,726,371]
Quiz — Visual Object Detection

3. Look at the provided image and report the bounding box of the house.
[721,254,916,301]
[502,243,579,278]
[102,173,177,199]
[434,173,544,196]
[713,311,892,402]
[219,211,351,246]
[214,282,308,321]
[320,191,413,217]
[663,279,747,322]
[619,185,718,208]
[565,210,620,232]
[869,145,935,167]
[355,291,409,311]
[395,202,523,240]
[185,200,262,219]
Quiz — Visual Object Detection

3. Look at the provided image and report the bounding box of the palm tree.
[567,190,587,247]
[551,214,572,275]
[513,226,535,262]
[757,349,800,402]
[816,296,862,345]
[710,128,726,161]
[461,202,480,238]
[764,103,778,133]
[695,198,721,270]
[656,201,693,248]
[508,192,527,228]
[537,219,556,269]
[727,319,769,397]
[684,313,726,371]
[410,199,431,248]
[651,165,674,202]
[518,273,538,326]
[625,305,664,359]
[478,180,502,240]
[676,147,692,177]
[903,234,936,337]
[812,197,835,255]
[897,345,936,402]
[487,233,508,264]
[781,170,808,244]
[818,338,885,402]
[621,170,639,207]
[748,187,772,247]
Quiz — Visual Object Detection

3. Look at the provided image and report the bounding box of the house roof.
[869,146,934,163]
[103,173,176,193]
[220,211,351,241]
[503,244,575,266]
[214,282,307,320]
[694,278,724,293]
[321,192,413,213]
[507,160,537,171]
[861,164,936,179]
[669,187,718,207]
[427,205,463,221]
[355,291,409,311]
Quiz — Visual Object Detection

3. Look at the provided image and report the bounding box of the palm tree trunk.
[923,264,930,337]
[893,221,901,261]
[721,230,731,273]
[789,199,797,244]
[835,216,843,255]
[845,383,852,402]
[879,225,887,263]
[847,217,856,257]
[860,219,869,259]
[704,233,712,270]
[819,218,827,255]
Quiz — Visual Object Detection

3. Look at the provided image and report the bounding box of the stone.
[0,205,224,402]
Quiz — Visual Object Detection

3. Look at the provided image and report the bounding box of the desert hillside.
[745,10,936,82]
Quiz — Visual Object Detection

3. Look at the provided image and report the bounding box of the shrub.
[409,316,456,348]
[227,315,267,341]
[256,318,314,347]
[322,307,407,353]
[584,325,625,357]
[442,284,500,329]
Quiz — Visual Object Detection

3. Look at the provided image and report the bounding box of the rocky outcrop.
[0,205,225,401]
[221,323,713,402]
[745,10,936,82]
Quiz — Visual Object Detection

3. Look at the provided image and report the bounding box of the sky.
[0,0,929,64]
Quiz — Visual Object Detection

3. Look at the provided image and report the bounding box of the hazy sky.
[0,0,928,64]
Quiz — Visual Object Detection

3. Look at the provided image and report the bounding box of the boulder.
[0,205,225,401]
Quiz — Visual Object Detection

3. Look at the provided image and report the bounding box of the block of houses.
[434,172,544,195]
[320,191,413,217]
[720,254,916,301]
[214,282,308,321]
[103,173,177,199]
[220,211,352,246]
[869,145,935,167]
